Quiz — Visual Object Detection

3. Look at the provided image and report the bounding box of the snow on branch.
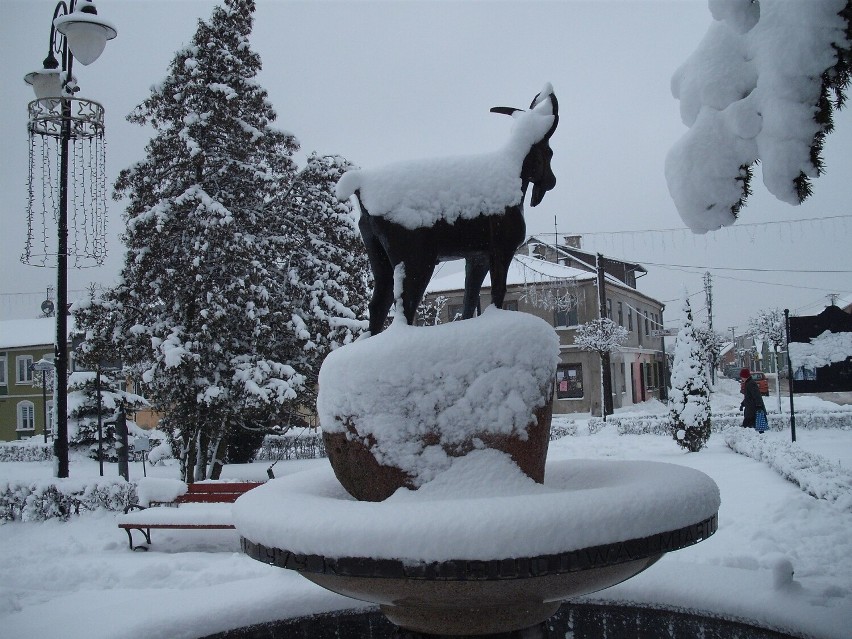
[666,0,850,232]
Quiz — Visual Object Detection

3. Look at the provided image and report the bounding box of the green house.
[0,317,73,442]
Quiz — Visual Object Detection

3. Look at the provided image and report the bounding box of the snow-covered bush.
[549,420,578,440]
[0,441,53,462]
[668,297,712,452]
[0,479,136,522]
[725,428,852,511]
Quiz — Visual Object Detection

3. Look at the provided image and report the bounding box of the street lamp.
[24,0,116,478]
[31,358,55,444]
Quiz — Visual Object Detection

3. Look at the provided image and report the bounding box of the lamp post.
[31,358,55,444]
[24,0,116,478]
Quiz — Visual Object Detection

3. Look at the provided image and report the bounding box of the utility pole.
[704,272,715,384]
[596,254,614,419]
[729,326,737,368]
[784,309,796,442]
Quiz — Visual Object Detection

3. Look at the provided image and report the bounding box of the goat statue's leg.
[400,259,436,326]
[488,247,514,310]
[462,256,489,319]
[360,216,395,335]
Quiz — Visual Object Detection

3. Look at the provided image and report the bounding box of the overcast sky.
[2,0,850,336]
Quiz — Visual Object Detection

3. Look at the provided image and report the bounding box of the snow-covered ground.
[1,380,850,639]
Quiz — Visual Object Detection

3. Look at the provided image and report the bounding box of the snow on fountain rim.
[234,451,721,563]
[316,307,561,485]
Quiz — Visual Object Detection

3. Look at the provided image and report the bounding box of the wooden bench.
[118,482,263,550]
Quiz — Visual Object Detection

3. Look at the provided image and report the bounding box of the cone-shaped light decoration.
[54,1,117,66]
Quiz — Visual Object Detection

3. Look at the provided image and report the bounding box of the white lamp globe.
[54,5,117,66]
[24,68,62,99]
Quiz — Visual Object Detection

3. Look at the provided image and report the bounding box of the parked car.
[741,371,769,396]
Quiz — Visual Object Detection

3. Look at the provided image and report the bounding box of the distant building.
[424,236,667,415]
[0,318,70,442]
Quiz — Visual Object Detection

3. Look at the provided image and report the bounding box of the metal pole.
[784,309,796,443]
[96,367,104,476]
[54,88,71,478]
[41,370,49,444]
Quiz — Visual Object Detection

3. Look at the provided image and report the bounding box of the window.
[606,299,612,320]
[447,304,464,322]
[644,310,650,336]
[16,356,34,384]
[17,401,35,431]
[556,364,584,399]
[628,308,633,331]
[554,306,578,327]
[617,301,623,326]
[46,400,54,436]
[0,355,6,386]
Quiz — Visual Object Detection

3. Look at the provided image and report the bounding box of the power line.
[529,213,852,238]
[632,261,852,274]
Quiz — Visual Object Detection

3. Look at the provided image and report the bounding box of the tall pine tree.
[668,296,712,452]
[110,0,307,481]
[284,152,370,405]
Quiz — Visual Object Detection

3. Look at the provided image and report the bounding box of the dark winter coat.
[740,377,766,427]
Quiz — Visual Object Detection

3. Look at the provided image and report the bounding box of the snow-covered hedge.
[254,432,326,461]
[612,411,852,436]
[0,478,136,522]
[549,421,578,440]
[0,440,53,462]
[725,429,852,512]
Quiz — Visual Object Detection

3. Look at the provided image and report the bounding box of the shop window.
[556,364,584,399]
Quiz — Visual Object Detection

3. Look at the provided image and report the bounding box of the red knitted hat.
[739,368,751,379]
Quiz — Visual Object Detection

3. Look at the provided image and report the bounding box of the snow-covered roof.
[427,253,596,294]
[0,317,74,349]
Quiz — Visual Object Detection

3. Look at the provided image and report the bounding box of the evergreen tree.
[283,152,371,404]
[109,0,306,482]
[66,372,148,461]
[668,297,712,452]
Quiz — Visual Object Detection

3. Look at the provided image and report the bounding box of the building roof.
[0,317,73,349]
[526,236,647,276]
[427,253,597,294]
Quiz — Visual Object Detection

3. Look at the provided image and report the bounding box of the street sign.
[650,328,679,337]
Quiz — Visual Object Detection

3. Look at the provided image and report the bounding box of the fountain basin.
[236,455,719,635]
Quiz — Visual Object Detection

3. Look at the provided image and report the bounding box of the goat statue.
[336,84,559,336]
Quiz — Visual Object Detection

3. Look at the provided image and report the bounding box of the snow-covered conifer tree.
[573,318,628,419]
[283,152,371,403]
[668,297,711,452]
[110,0,307,481]
[66,372,148,461]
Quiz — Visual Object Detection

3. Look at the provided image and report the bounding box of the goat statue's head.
[491,85,559,207]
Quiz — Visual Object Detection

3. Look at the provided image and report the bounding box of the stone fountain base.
[236,458,720,636]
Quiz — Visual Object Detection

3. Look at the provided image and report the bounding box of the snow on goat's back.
[335,89,556,231]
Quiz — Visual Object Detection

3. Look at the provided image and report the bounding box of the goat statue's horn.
[490,106,520,116]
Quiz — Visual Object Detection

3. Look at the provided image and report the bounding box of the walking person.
[740,368,768,432]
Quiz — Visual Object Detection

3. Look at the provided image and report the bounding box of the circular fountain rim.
[234,457,720,566]
[241,510,716,580]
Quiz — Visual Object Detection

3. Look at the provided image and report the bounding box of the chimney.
[563,235,582,249]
